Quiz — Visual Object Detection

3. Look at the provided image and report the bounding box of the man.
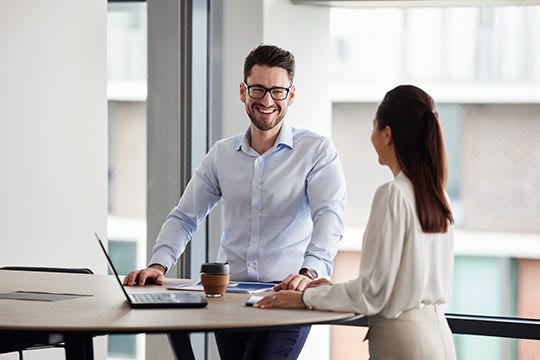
[124,44,346,360]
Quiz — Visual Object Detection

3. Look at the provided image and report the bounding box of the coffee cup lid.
[200,262,229,274]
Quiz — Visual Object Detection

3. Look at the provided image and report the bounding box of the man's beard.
[247,104,286,131]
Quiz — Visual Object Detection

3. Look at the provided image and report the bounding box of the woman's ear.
[384,125,393,145]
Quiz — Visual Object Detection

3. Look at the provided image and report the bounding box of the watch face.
[300,268,318,279]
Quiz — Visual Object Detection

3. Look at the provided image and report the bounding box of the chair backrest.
[0,266,93,274]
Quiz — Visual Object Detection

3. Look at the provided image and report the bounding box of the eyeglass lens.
[247,86,289,100]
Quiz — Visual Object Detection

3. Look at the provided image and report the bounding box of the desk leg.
[168,332,195,360]
[64,333,94,360]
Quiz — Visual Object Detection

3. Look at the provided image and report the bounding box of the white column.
[263,0,332,136]
[220,0,332,137]
[217,2,332,359]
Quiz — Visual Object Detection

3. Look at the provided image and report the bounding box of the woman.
[255,85,456,359]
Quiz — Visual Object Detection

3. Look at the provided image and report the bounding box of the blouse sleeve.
[303,183,409,314]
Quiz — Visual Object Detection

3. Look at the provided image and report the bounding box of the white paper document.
[168,281,275,294]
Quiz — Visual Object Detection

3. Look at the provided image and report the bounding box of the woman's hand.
[253,290,305,309]
[308,278,333,288]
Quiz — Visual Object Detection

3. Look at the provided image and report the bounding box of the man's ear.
[287,85,296,106]
[240,82,247,103]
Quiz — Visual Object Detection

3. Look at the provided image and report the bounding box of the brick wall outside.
[461,104,540,233]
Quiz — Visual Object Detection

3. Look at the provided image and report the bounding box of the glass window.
[107,3,147,360]
[331,5,540,359]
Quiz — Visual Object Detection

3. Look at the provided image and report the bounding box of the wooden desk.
[0,270,358,359]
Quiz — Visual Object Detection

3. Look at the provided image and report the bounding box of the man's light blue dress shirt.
[149,124,346,282]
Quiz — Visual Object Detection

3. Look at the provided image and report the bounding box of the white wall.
[0,0,107,268]
[0,0,107,271]
[0,1,107,357]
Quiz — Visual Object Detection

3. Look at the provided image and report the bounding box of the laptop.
[95,233,207,309]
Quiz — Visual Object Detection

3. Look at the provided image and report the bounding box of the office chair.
[0,266,93,360]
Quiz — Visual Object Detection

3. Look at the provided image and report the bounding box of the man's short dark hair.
[243,44,295,84]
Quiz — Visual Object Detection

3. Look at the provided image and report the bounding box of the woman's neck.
[385,151,401,178]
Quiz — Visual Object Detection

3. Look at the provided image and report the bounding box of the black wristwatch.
[299,268,318,281]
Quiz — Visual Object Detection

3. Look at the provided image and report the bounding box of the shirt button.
[254,209,259,214]
[252,237,258,242]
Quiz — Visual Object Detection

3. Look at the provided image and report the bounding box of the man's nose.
[260,91,274,106]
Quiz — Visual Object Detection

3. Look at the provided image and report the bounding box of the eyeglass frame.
[242,82,293,101]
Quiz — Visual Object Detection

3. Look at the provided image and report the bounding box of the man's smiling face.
[240,65,295,132]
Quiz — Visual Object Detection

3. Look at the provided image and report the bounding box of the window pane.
[331,5,540,359]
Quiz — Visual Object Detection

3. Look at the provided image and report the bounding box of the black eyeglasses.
[243,83,292,101]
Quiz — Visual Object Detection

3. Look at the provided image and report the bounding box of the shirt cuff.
[302,258,330,279]
[148,263,167,274]
[302,288,315,309]
[148,253,174,274]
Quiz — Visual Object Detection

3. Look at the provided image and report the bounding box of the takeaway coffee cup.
[200,262,230,297]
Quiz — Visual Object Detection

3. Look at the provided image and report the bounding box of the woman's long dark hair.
[376,85,454,233]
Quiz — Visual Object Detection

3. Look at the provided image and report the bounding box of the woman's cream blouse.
[303,172,454,318]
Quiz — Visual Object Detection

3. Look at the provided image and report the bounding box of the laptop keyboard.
[131,292,180,303]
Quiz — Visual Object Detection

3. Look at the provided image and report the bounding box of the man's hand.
[123,264,165,286]
[273,273,313,292]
